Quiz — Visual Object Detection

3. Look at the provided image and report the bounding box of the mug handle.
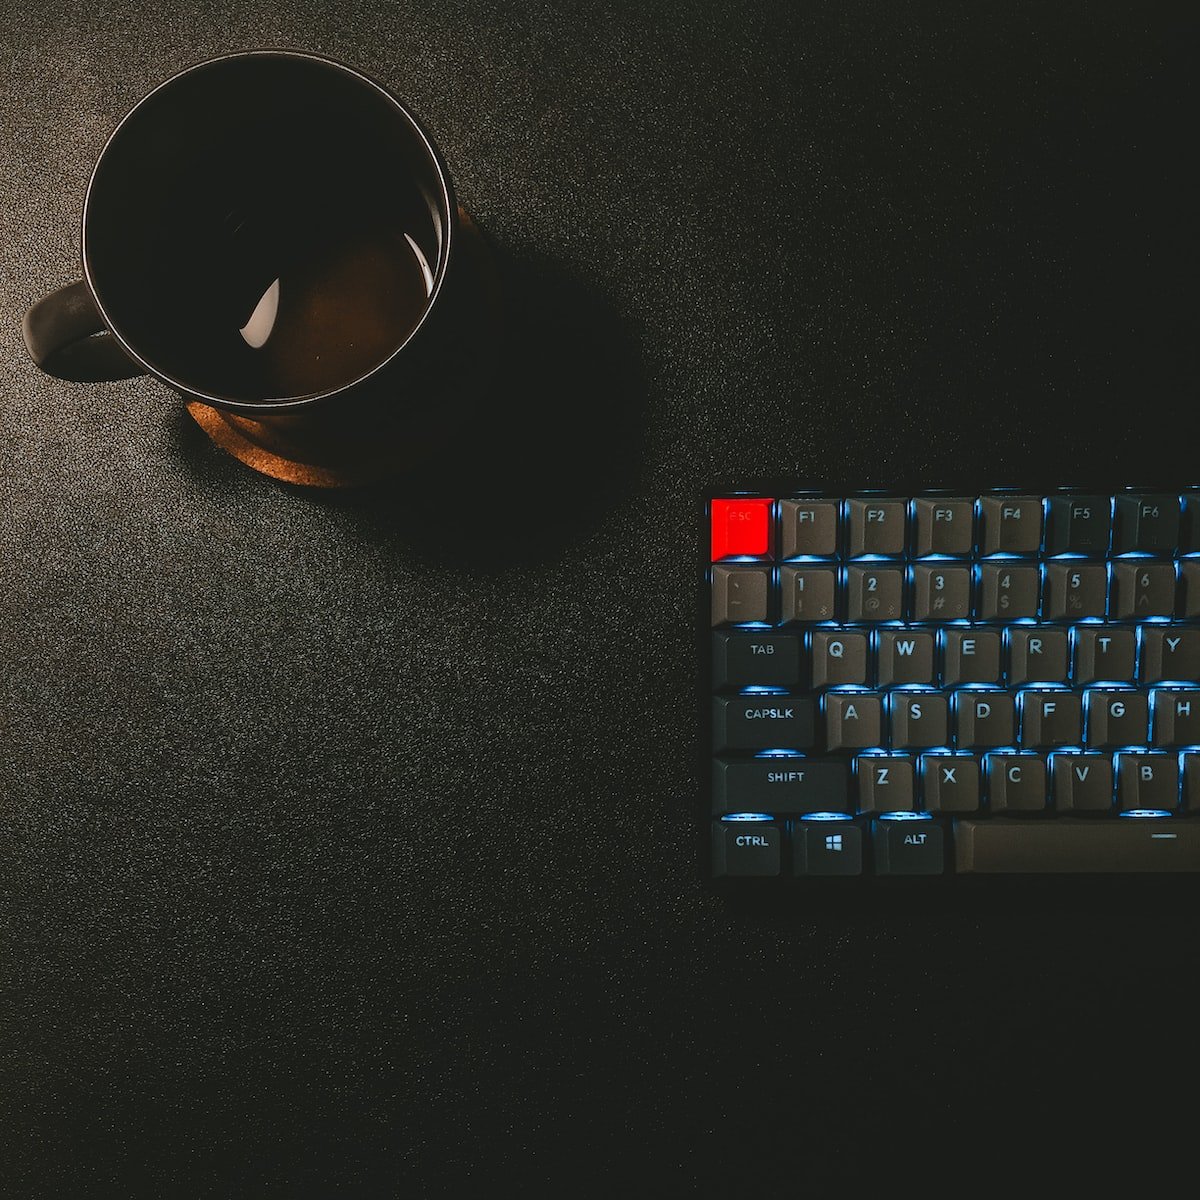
[21,280,146,381]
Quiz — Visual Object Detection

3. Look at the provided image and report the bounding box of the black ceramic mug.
[22,50,466,431]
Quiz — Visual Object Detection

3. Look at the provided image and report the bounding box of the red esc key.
[711,498,774,560]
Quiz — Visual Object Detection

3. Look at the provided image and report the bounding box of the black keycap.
[1045,494,1111,556]
[1184,753,1200,811]
[986,754,1047,812]
[980,495,1042,554]
[1183,562,1200,618]
[1019,690,1082,747]
[954,691,1014,748]
[711,757,851,815]
[872,819,945,875]
[711,565,771,626]
[954,818,1200,873]
[1110,562,1177,619]
[1151,690,1200,747]
[941,630,1001,685]
[911,565,971,620]
[877,631,935,686]
[824,692,883,750]
[1072,628,1136,684]
[780,566,838,623]
[919,755,980,813]
[1043,563,1107,620]
[977,564,1040,619]
[856,755,915,813]
[794,820,863,876]
[1140,628,1200,682]
[913,497,973,556]
[1183,493,1200,554]
[1116,753,1180,811]
[1113,493,1180,554]
[1084,690,1149,748]
[846,566,904,621]
[1051,752,1114,812]
[712,696,817,751]
[711,820,781,876]
[1008,629,1069,684]
[847,498,907,556]
[712,633,802,689]
[780,499,839,558]
[888,691,948,748]
[811,632,869,686]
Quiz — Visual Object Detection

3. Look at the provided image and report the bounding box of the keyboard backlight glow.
[1120,809,1173,819]
[722,813,774,822]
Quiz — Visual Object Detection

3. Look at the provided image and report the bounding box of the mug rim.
[80,48,458,414]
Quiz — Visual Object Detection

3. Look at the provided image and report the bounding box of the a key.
[711,565,771,626]
[712,757,851,815]
[1045,494,1111,556]
[711,820,780,876]
[1113,493,1180,554]
[888,691,948,748]
[846,498,906,556]
[977,564,1040,620]
[810,632,869,686]
[1019,690,1082,747]
[846,566,904,621]
[1008,629,1069,685]
[779,499,839,558]
[1116,753,1180,811]
[793,820,863,876]
[1051,752,1114,812]
[780,566,838,623]
[1183,562,1200,617]
[1183,494,1200,554]
[1072,628,1136,684]
[711,498,773,560]
[1084,689,1149,748]
[910,565,971,620]
[856,755,915,813]
[1184,753,1200,811]
[954,818,1200,873]
[1151,689,1200,746]
[980,495,1042,554]
[712,633,802,688]
[941,630,1001,685]
[913,497,974,556]
[877,631,935,685]
[1140,628,1200,683]
[954,691,1015,748]
[712,696,817,752]
[1043,563,1107,620]
[872,818,945,875]
[824,691,883,750]
[986,754,1048,812]
[919,755,980,813]
[1110,562,1177,618]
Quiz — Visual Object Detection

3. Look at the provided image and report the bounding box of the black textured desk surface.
[3,3,1199,1195]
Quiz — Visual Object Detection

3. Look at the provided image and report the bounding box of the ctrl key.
[711,818,781,877]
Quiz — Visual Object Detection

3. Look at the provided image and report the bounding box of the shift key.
[712,757,850,815]
[712,696,816,752]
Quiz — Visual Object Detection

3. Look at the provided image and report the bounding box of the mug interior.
[84,53,453,407]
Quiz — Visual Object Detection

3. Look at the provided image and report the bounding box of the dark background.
[3,2,1198,1195]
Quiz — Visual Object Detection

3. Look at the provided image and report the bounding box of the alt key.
[711,819,781,877]
[872,818,945,876]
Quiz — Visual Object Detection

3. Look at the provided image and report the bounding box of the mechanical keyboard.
[705,487,1200,880]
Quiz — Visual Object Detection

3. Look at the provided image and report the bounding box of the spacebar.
[954,820,1200,874]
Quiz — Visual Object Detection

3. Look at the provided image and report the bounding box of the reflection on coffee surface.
[220,221,433,398]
